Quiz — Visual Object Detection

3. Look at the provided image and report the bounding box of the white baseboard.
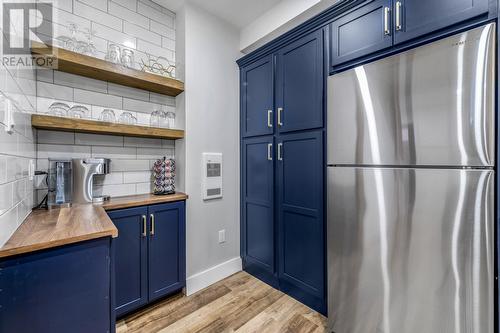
[186,256,242,296]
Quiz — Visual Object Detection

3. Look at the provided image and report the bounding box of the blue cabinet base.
[0,238,114,333]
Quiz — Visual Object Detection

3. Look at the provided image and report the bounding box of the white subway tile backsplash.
[124,22,161,46]
[107,83,150,102]
[109,2,149,29]
[37,81,73,101]
[79,0,108,12]
[124,136,161,148]
[92,146,136,159]
[137,39,174,61]
[54,71,108,93]
[94,183,136,197]
[109,0,138,10]
[28,0,178,206]
[0,155,7,184]
[75,133,123,146]
[74,88,123,109]
[37,144,91,159]
[149,21,175,39]
[38,130,75,145]
[110,159,150,172]
[74,0,122,31]
[123,97,160,113]
[135,182,151,194]
[161,37,175,51]
[138,2,174,27]
[137,147,172,160]
[123,171,151,183]
[0,205,18,247]
[149,92,176,106]
[0,182,13,216]
[38,0,73,12]
[92,22,137,49]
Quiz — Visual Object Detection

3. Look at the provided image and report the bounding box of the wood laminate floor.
[116,271,327,333]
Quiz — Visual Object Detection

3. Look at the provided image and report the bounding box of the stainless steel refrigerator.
[327,23,495,333]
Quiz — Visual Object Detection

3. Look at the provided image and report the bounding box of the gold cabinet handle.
[384,7,391,36]
[267,110,273,128]
[395,1,402,31]
[142,215,147,237]
[150,214,155,236]
[277,107,283,127]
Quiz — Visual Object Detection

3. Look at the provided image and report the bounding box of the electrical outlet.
[218,229,226,244]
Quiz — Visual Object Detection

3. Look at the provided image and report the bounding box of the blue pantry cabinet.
[108,201,186,317]
[240,27,327,314]
[330,0,493,68]
[241,136,277,288]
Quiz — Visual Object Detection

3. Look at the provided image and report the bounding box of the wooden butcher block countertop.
[0,193,188,259]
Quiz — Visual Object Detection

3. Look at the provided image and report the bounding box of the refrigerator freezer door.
[327,167,494,333]
[327,23,495,167]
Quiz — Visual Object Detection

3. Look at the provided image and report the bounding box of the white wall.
[176,2,241,294]
[240,0,341,53]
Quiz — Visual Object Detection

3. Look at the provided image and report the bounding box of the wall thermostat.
[202,153,223,200]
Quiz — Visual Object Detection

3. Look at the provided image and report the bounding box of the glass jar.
[106,44,121,64]
[69,105,89,119]
[165,111,175,129]
[121,48,135,68]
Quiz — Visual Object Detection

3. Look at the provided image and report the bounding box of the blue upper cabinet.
[148,201,186,302]
[241,136,278,287]
[276,30,324,133]
[394,0,490,45]
[107,206,148,317]
[330,0,393,67]
[277,130,325,314]
[241,55,274,138]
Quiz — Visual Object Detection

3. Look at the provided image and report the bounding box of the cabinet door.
[241,136,277,287]
[330,0,393,67]
[394,0,489,45]
[241,55,274,138]
[0,239,112,333]
[148,201,186,302]
[108,206,148,317]
[277,130,325,314]
[276,30,324,133]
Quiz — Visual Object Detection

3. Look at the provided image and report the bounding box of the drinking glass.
[150,110,161,127]
[48,102,70,117]
[106,44,121,64]
[99,109,116,122]
[121,48,135,68]
[69,105,89,119]
[119,112,137,125]
[165,112,175,129]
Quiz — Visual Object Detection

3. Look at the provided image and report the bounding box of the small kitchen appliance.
[72,158,111,203]
[47,159,72,209]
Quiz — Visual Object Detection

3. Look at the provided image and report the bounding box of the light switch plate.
[218,229,226,243]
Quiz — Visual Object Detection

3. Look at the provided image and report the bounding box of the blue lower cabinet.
[148,202,186,302]
[107,206,148,317]
[277,130,326,314]
[0,238,114,333]
[108,201,186,317]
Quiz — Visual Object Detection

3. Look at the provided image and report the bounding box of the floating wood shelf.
[31,114,184,140]
[31,42,184,97]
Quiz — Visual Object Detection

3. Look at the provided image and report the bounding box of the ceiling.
[153,0,282,28]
